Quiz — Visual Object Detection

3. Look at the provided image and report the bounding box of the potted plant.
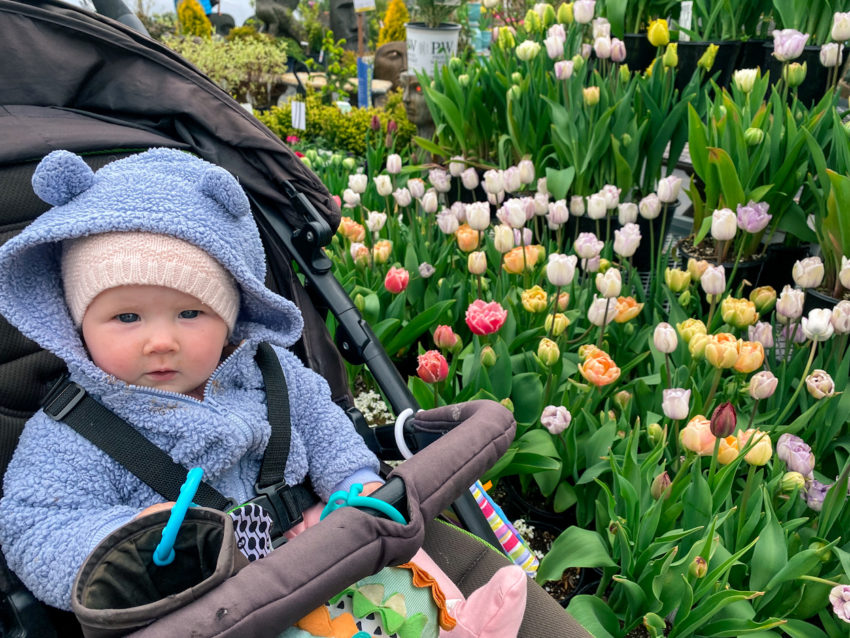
[406,0,464,73]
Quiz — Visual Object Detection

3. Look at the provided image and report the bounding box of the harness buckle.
[251,480,303,546]
[42,376,87,421]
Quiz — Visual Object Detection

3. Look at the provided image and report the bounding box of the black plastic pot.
[623,33,656,73]
[675,40,742,91]
[736,38,767,70]
[497,476,574,532]
[677,237,768,297]
[803,287,840,314]
[763,43,843,106]
[760,243,811,292]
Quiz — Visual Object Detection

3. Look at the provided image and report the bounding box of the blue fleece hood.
[0,148,304,379]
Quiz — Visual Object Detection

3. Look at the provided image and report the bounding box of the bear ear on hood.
[31,150,95,206]
[198,166,250,219]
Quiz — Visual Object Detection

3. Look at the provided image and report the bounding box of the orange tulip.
[680,415,714,455]
[613,296,644,323]
[578,350,621,386]
[705,333,740,368]
[338,216,366,242]
[734,340,765,373]
[551,291,570,311]
[372,239,392,264]
[717,436,740,465]
[456,224,480,252]
[502,245,540,274]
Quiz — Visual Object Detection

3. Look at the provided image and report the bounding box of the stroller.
[0,1,591,636]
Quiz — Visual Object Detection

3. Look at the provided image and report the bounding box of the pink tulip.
[736,200,772,233]
[662,388,691,420]
[772,29,809,62]
[384,266,410,294]
[433,325,459,351]
[465,299,508,335]
[417,350,449,383]
[541,405,572,434]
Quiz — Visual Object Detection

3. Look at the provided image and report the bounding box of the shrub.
[176,0,212,38]
[378,0,409,45]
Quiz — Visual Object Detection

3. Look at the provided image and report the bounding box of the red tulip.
[384,267,410,294]
[710,402,737,438]
[417,350,449,383]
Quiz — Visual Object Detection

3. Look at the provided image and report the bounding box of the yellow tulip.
[677,318,707,344]
[647,18,670,47]
[688,333,711,359]
[734,341,765,374]
[720,297,758,329]
[521,285,548,313]
[717,436,739,465]
[545,312,570,336]
[704,333,740,368]
[665,267,692,292]
[737,428,773,466]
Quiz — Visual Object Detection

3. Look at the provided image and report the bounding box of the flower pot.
[628,199,679,272]
[760,242,812,292]
[675,40,742,91]
[762,43,843,106]
[803,287,840,315]
[736,38,767,70]
[496,476,574,531]
[405,22,462,74]
[677,237,768,297]
[623,33,655,73]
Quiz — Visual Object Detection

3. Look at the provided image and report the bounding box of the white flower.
[613,223,641,258]
[393,187,412,207]
[820,42,844,68]
[639,193,661,219]
[493,224,514,253]
[437,209,459,234]
[348,173,368,194]
[653,322,678,353]
[586,192,607,220]
[840,255,850,289]
[429,168,452,193]
[461,167,480,191]
[570,195,585,217]
[374,174,393,197]
[802,308,835,341]
[502,166,522,193]
[547,253,578,287]
[518,159,535,185]
[448,156,465,177]
[483,169,504,194]
[342,188,360,208]
[792,256,825,289]
[733,68,758,92]
[595,268,622,298]
[499,199,528,228]
[831,300,850,334]
[407,178,426,199]
[617,202,638,225]
[587,295,617,326]
[420,189,439,214]
[366,211,386,233]
[593,36,611,59]
[657,176,682,203]
[466,201,491,231]
[516,40,542,61]
[711,208,737,241]
[386,154,402,174]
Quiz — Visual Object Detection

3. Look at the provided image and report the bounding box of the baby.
[0,149,524,636]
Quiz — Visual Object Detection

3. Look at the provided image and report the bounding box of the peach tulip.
[578,350,621,386]
[680,415,714,455]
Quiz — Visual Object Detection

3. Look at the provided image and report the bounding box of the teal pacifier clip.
[153,467,204,566]
[320,483,406,524]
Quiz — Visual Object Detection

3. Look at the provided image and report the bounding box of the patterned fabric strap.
[470,482,539,577]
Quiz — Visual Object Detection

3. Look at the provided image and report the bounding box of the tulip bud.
[480,345,497,367]
[809,541,833,563]
[647,18,669,47]
[500,397,514,412]
[557,1,573,23]
[353,293,366,313]
[710,402,737,438]
[508,85,522,100]
[619,63,631,83]
[697,43,718,71]
[650,472,672,500]
[511,71,523,84]
[653,322,678,353]
[524,9,542,33]
[783,61,807,88]
[614,390,632,411]
[433,324,459,352]
[780,471,806,494]
[538,338,561,367]
[744,127,765,146]
[545,312,570,336]
[749,286,776,313]
[689,556,708,579]
[647,422,664,447]
[583,86,600,106]
[664,267,692,293]
[468,251,487,275]
[662,43,678,68]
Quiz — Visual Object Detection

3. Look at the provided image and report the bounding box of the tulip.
[433,210,457,235]
[647,422,664,446]
[583,86,600,106]
[688,333,711,359]
[680,415,715,455]
[738,429,772,465]
[586,193,607,220]
[350,242,370,266]
[488,187,505,205]
[418,262,435,279]
[613,223,641,258]
[653,322,678,353]
[651,472,672,500]
[348,173,368,194]
[554,59,574,80]
[776,284,805,322]
[662,43,678,68]
[492,224,514,253]
[802,308,835,341]
[393,187,412,207]
[733,69,758,94]
[709,402,737,438]
[705,333,740,368]
[783,61,808,87]
[600,184,621,210]
[664,267,691,293]
[574,232,604,259]
[748,321,775,349]
[614,296,643,322]
[537,338,561,366]
[647,18,669,47]
[744,127,765,146]
[420,190,439,214]
[721,297,758,328]
[454,169,477,193]
[407,178,426,199]
[831,300,850,334]
[833,11,850,41]
[557,2,573,24]
[385,153,402,174]
[370,175,390,198]
[781,321,807,344]
[545,312,570,336]
[578,348,620,386]
[662,388,691,420]
[638,193,661,220]
[570,195,586,216]
[429,168,452,194]
[806,369,835,399]
[700,264,726,296]
[749,370,778,400]
[552,291,570,311]
[521,285,548,313]
[587,295,617,326]
[617,202,638,225]
[524,8,543,32]
[839,255,850,289]
[371,240,392,264]
[780,471,806,493]
[749,286,776,314]
[805,479,830,512]
[687,258,710,281]
[417,350,449,384]
[447,156,465,177]
[711,208,737,241]
[541,405,572,434]
[499,199,527,229]
[516,159,535,186]
[516,40,542,61]
[464,201,490,232]
[545,35,565,59]
[482,170,504,195]
[792,256,825,289]
[547,200,569,227]
[773,29,809,61]
[594,36,612,59]
[820,42,844,67]
[689,556,708,578]
[573,0,594,24]
[450,202,467,224]
[735,340,765,373]
[502,167,522,194]
[547,253,578,287]
[736,201,772,234]
[502,245,540,273]
[513,227,533,247]
[465,299,508,335]
[828,585,850,624]
[384,266,409,293]
[342,188,361,208]
[657,176,682,203]
[697,43,718,71]
[677,318,707,344]
[547,23,566,43]
[467,251,487,276]
[595,268,622,298]
[611,38,626,63]
[434,324,460,351]
[717,436,740,465]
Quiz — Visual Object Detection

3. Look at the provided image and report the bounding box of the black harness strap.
[40,343,316,540]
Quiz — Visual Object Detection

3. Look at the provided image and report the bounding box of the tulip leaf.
[698,618,788,636]
[780,618,830,638]
[482,446,517,482]
[817,459,850,538]
[407,376,434,410]
[537,526,617,583]
[412,135,449,158]
[510,372,544,425]
[506,453,560,474]
[372,318,400,345]
[708,146,746,209]
[384,300,453,357]
[487,337,513,399]
[544,166,575,201]
[565,595,618,638]
[553,481,577,513]
[683,465,712,530]
[749,489,786,592]
[670,589,763,638]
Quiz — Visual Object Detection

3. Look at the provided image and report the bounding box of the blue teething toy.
[320,483,406,524]
[152,467,204,566]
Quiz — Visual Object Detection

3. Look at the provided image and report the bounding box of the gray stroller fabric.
[124,400,515,637]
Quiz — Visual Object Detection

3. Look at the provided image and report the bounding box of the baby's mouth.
[146,370,177,381]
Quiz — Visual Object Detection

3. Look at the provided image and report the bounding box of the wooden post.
[357,13,364,58]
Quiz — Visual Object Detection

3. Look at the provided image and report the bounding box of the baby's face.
[81,285,229,398]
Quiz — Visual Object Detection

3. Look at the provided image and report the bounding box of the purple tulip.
[776,433,815,478]
[828,585,850,624]
[805,479,830,511]
[773,29,809,61]
[737,201,772,233]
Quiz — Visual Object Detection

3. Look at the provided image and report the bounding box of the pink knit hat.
[61,232,240,331]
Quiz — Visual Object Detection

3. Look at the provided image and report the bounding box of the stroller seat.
[0,2,591,636]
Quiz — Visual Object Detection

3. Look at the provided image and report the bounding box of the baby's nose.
[143,329,179,354]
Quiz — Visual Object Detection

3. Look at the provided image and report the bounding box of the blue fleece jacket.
[0,149,381,610]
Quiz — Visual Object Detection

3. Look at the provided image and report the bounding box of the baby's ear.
[32,150,95,206]
[198,166,250,219]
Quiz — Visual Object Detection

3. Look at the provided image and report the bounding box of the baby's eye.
[179,310,201,319]
[116,313,139,323]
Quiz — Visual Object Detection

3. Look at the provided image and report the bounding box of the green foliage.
[378,0,409,45]
[297,0,328,53]
[163,33,288,106]
[257,90,415,155]
[306,31,359,103]
[176,0,212,38]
